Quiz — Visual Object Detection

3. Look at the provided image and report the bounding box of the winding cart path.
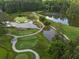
[7,20,45,59]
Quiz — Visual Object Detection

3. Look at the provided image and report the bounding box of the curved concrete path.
[11,37,40,59]
[7,20,45,59]
[17,20,45,38]
[50,26,70,40]
[7,20,45,38]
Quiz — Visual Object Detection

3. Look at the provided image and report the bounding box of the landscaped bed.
[14,16,29,23]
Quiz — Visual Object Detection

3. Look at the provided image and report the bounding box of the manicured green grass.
[51,21,79,40]
[61,25,79,40]
[0,12,52,59]
[33,33,52,59]
[0,30,39,59]
[0,47,8,59]
[0,35,17,59]
[7,28,39,49]
[0,28,52,59]
[0,35,13,50]
[15,52,35,59]
[15,54,29,59]
[7,51,16,59]
[8,28,38,36]
[16,36,38,49]
[0,16,53,59]
[9,27,51,59]
[9,12,38,21]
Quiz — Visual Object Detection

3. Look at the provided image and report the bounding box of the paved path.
[17,20,45,38]
[11,37,40,59]
[50,26,70,40]
[7,20,45,59]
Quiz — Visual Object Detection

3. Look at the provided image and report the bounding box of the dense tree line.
[0,0,78,16]
[0,1,43,13]
[0,0,70,13]
[39,16,51,26]
[48,35,79,59]
[66,0,79,19]
[43,0,79,27]
[44,0,70,13]
[44,0,79,19]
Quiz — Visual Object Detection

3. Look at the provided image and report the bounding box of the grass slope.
[51,21,79,40]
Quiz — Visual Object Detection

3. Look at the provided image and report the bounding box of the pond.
[43,29,56,41]
[6,21,39,29]
[46,16,69,25]
[6,20,56,41]
[42,12,79,27]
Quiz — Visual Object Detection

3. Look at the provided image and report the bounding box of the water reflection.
[43,29,56,41]
[46,16,69,25]
[43,12,79,27]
